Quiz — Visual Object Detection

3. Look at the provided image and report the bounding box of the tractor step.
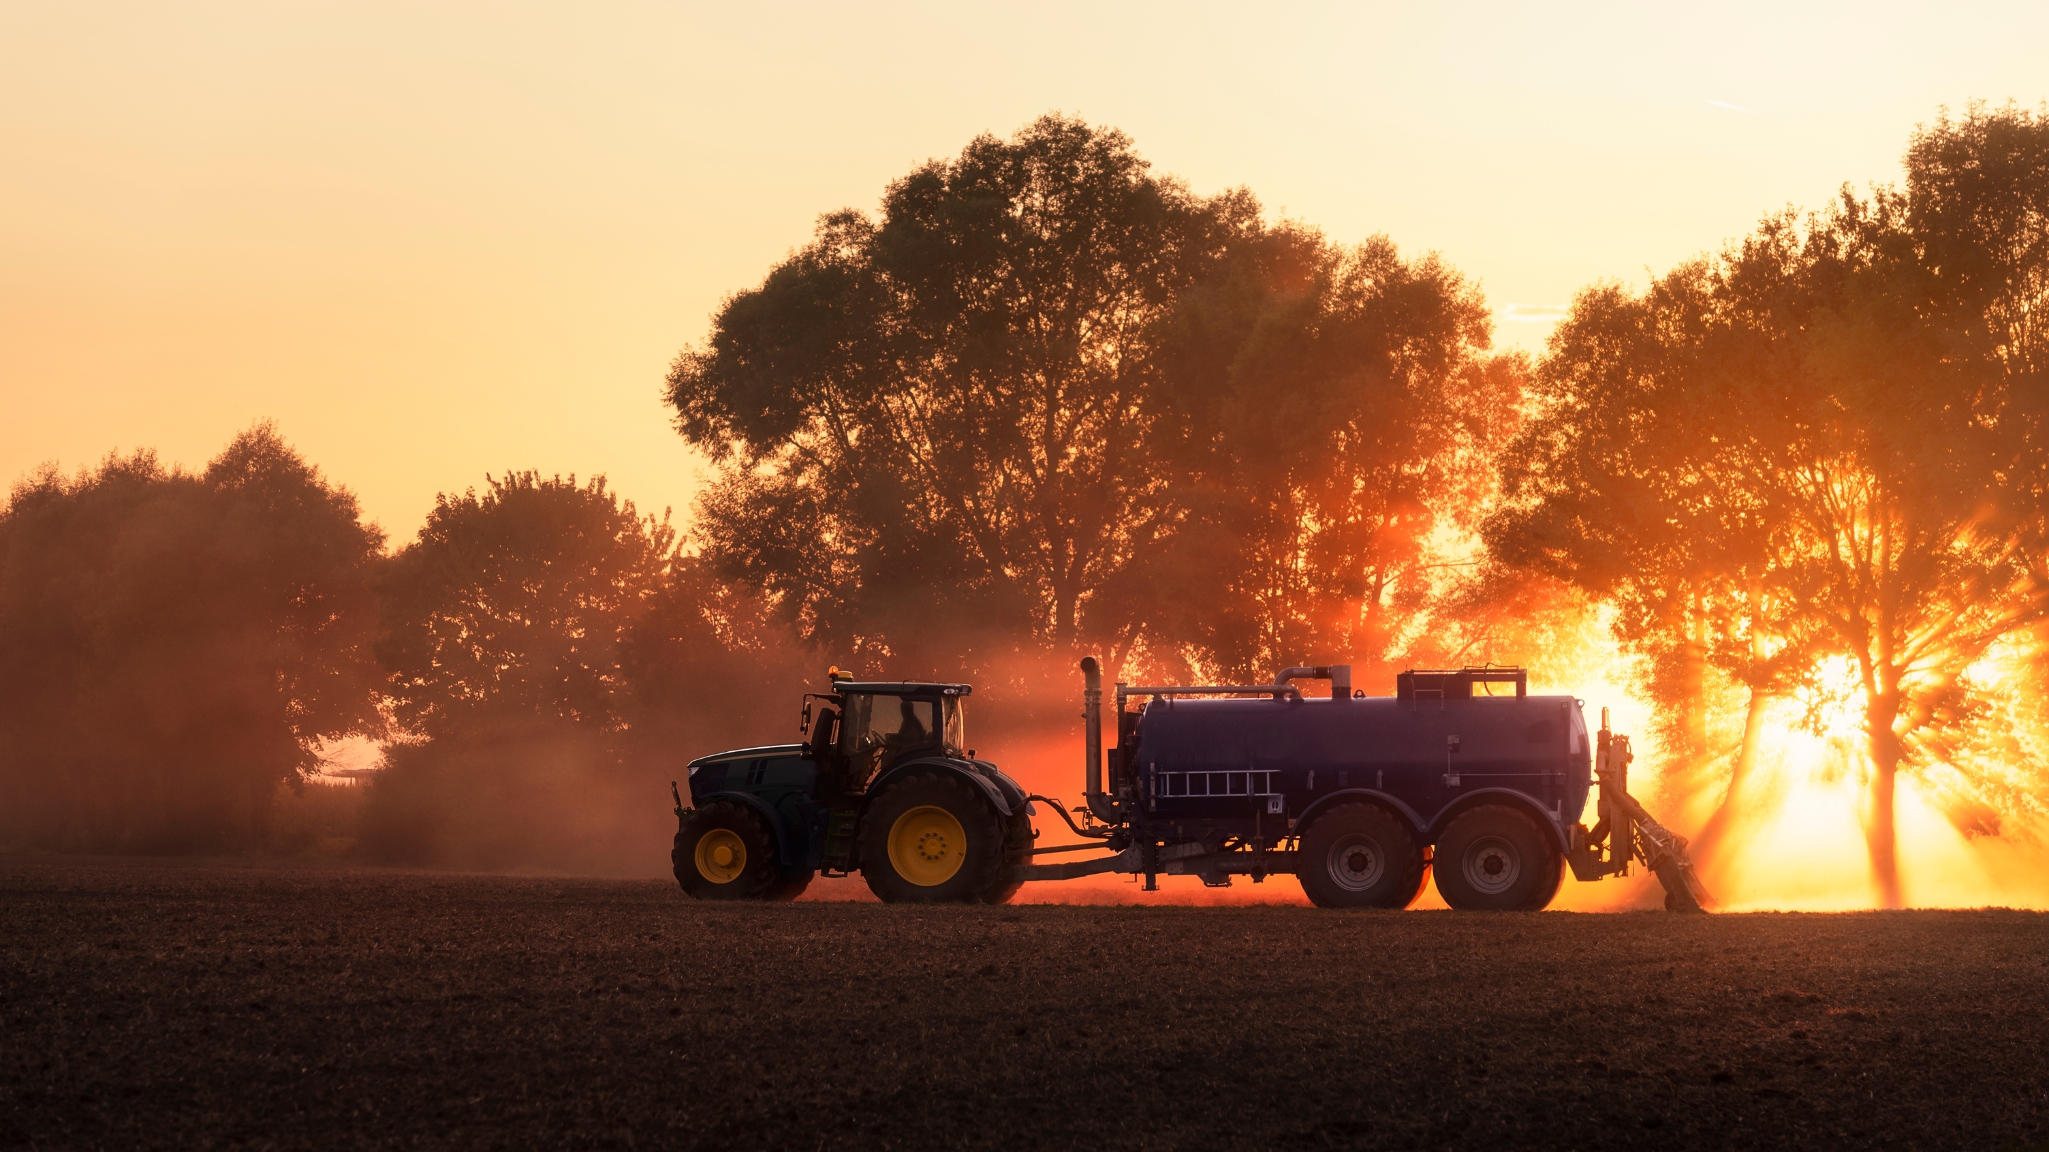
[820,808,858,871]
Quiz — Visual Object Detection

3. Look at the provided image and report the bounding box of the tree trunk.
[1657,625,1714,800]
[1678,632,1710,768]
[1690,687,1769,875]
[1864,696,1905,909]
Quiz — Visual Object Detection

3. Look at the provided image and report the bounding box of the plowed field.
[3,858,2045,1150]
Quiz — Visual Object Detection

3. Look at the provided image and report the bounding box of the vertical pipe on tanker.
[1081,656,1104,802]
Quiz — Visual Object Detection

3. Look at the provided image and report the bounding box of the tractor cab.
[803,678,971,795]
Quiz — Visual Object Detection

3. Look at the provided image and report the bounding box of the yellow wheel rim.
[694,828,747,884]
[887,805,967,887]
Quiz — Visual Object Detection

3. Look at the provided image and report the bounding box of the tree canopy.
[376,471,676,738]
[1143,225,1515,681]
[669,114,1514,685]
[364,471,806,868]
[0,425,385,851]
[1488,102,2049,903]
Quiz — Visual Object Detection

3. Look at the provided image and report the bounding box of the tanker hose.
[1025,795,1114,839]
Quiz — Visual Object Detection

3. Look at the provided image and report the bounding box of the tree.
[1740,190,2045,906]
[1491,113,2049,903]
[616,554,814,756]
[365,472,673,866]
[365,472,808,870]
[1142,225,1518,683]
[0,425,385,851]
[668,115,1243,675]
[670,115,1510,691]
[375,472,675,738]
[1487,258,1825,869]
[1906,101,2049,388]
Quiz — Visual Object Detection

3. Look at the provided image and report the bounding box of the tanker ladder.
[1565,709,1714,912]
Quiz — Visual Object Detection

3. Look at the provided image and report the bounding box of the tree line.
[3,104,2043,895]
[670,117,1520,686]
[0,433,796,865]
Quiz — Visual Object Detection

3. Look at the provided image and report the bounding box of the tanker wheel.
[674,801,787,901]
[1297,803,1425,910]
[858,772,1005,904]
[1434,805,1560,911]
[1527,846,1563,912]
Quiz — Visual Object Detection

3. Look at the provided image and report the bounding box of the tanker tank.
[1125,682,1593,851]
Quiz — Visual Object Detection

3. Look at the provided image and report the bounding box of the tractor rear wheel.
[1434,805,1560,911]
[1298,803,1426,909]
[674,801,787,901]
[976,811,1033,905]
[769,869,814,902]
[858,772,1006,904]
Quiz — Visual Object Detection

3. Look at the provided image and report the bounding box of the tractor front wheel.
[858,773,1007,904]
[674,801,802,901]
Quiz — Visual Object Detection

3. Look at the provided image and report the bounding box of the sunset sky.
[5,2,2045,540]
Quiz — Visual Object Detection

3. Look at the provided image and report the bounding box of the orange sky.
[5,2,2045,541]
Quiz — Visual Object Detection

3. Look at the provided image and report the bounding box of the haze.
[4,1,2045,537]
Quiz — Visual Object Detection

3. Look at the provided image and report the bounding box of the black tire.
[1528,847,1564,911]
[769,869,814,902]
[977,811,1033,906]
[979,873,1026,905]
[858,772,1006,904]
[1297,803,1426,909]
[1434,805,1561,911]
[674,801,784,901]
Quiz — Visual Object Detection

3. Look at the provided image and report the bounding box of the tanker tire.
[1435,805,1558,911]
[858,772,1006,904]
[674,801,784,901]
[1523,845,1563,911]
[1298,803,1426,910]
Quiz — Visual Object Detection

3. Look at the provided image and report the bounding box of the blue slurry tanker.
[669,660,1707,911]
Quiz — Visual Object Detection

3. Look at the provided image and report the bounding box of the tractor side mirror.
[809,709,840,758]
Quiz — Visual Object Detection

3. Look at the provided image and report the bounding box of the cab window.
[837,693,872,758]
[840,695,939,755]
[943,697,966,755]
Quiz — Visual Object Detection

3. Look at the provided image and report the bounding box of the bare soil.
[3,858,2046,1151]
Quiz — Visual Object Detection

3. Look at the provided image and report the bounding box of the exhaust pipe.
[1274,665,1353,700]
[1081,656,1103,803]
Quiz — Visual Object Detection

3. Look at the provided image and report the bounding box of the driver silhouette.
[887,699,929,746]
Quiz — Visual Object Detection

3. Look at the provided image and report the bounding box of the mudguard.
[1425,787,1572,853]
[870,756,1029,818]
[1293,789,1428,841]
[696,790,810,871]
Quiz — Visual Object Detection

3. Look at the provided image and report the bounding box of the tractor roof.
[830,680,972,697]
